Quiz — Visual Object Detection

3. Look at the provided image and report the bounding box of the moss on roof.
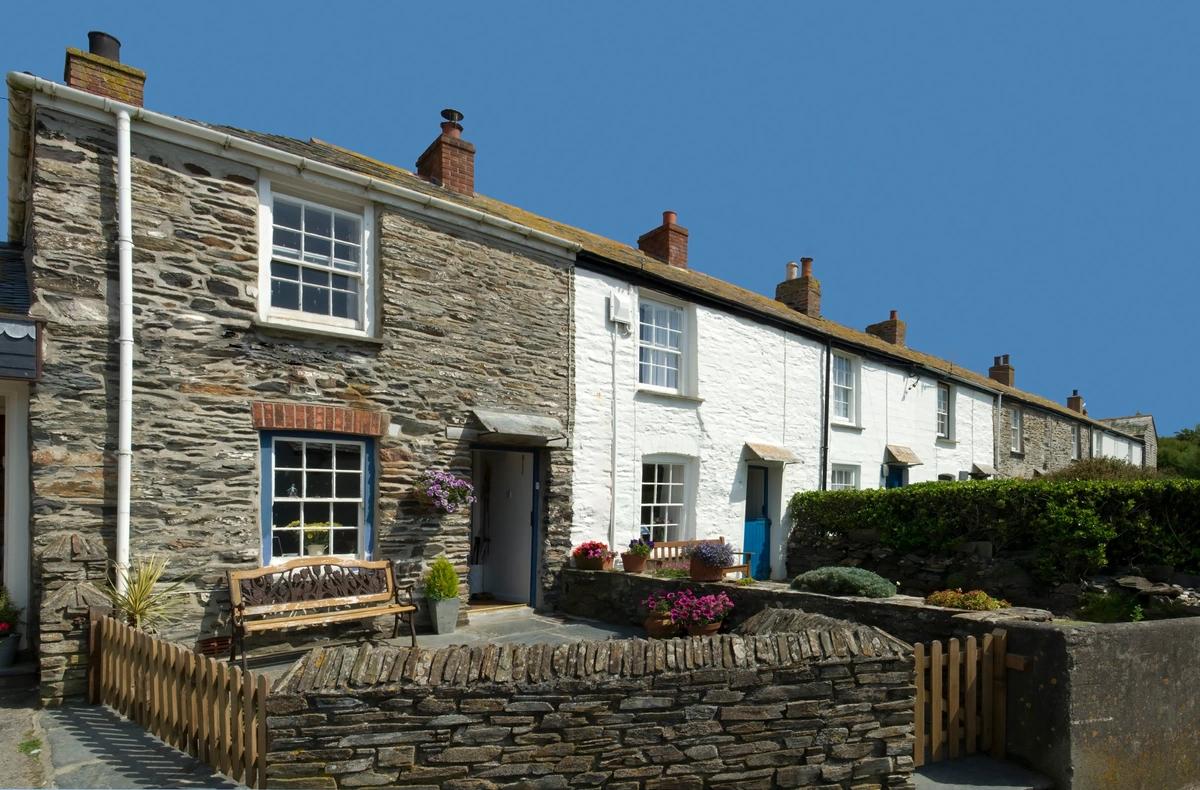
[200,122,1136,437]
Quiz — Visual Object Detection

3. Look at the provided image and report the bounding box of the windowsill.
[830,421,864,433]
[252,318,385,346]
[935,437,958,446]
[635,387,704,405]
[1009,450,1025,458]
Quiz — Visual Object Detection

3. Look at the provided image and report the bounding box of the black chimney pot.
[88,31,121,62]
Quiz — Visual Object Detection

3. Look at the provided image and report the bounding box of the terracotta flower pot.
[687,622,722,637]
[689,556,725,582]
[621,553,648,574]
[644,615,677,639]
[575,556,611,571]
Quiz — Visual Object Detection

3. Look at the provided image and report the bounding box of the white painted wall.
[572,269,824,580]
[826,353,995,489]
[0,382,29,647]
[1094,430,1143,466]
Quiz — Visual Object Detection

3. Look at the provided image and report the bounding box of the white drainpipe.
[115,109,133,593]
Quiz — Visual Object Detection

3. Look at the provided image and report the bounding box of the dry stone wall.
[267,630,916,789]
[26,108,574,695]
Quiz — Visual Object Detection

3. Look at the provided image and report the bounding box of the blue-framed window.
[258,431,376,565]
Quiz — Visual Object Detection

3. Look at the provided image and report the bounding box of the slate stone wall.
[25,108,573,692]
[996,405,1090,478]
[267,635,916,789]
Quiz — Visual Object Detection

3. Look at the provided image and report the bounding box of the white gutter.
[6,73,581,256]
[115,109,133,593]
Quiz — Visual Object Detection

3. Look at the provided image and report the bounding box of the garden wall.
[266,628,917,789]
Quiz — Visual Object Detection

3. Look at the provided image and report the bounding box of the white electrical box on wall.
[608,291,633,327]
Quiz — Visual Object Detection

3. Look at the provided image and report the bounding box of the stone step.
[914,755,1054,790]
[0,661,39,690]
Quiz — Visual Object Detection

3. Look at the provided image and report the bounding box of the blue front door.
[743,465,771,580]
[885,465,906,488]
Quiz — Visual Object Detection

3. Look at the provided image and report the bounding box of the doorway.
[743,465,771,580]
[885,465,907,489]
[469,450,538,607]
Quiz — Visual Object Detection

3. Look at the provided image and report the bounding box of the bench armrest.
[394,581,416,607]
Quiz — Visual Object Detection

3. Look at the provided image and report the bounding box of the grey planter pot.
[429,598,460,635]
[0,634,18,668]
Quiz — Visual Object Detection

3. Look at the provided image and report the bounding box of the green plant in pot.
[0,587,21,668]
[622,538,653,573]
[106,556,189,632]
[423,556,460,635]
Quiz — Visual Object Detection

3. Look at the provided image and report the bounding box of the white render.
[827,353,997,488]
[1093,428,1144,466]
[572,268,824,580]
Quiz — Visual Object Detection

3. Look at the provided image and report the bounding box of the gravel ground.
[0,687,47,789]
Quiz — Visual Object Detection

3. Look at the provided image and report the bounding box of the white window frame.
[1009,407,1023,453]
[267,436,367,564]
[639,458,691,542]
[936,382,952,439]
[636,293,692,396]
[831,352,858,425]
[1071,425,1081,460]
[257,177,375,337]
[830,464,860,490]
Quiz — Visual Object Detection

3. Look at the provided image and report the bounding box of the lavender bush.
[417,469,476,514]
[689,541,734,568]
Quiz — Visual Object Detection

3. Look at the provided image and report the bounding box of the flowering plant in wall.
[572,541,614,571]
[668,589,734,635]
[416,470,476,514]
[641,590,681,638]
[687,541,734,582]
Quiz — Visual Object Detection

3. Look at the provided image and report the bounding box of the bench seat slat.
[241,603,416,632]
[240,591,394,617]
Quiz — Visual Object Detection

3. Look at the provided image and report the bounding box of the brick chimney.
[988,354,1014,387]
[64,31,145,107]
[1067,389,1086,414]
[866,310,906,346]
[637,211,689,269]
[775,258,821,318]
[415,109,475,195]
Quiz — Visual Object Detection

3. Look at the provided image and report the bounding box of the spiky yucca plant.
[107,555,188,631]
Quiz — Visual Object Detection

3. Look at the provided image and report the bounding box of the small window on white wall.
[936,383,951,439]
[832,353,856,423]
[830,464,859,490]
[640,461,687,541]
[258,180,374,336]
[638,298,685,392]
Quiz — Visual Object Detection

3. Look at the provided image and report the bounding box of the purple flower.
[418,469,476,514]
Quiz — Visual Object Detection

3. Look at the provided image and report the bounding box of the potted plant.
[423,556,460,634]
[416,470,476,514]
[0,588,20,668]
[107,556,188,632]
[669,589,734,636]
[621,538,653,574]
[303,525,329,556]
[688,542,734,582]
[641,590,680,638]
[572,541,614,571]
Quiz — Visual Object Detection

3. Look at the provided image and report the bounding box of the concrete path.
[914,755,1054,790]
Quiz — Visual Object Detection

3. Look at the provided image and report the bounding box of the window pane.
[304,500,330,527]
[272,501,301,529]
[274,199,302,230]
[272,262,300,281]
[274,530,300,557]
[273,229,302,256]
[303,285,330,314]
[334,243,360,264]
[303,235,331,264]
[335,444,362,470]
[332,529,358,554]
[334,214,358,242]
[306,471,333,498]
[332,501,359,527]
[306,442,333,469]
[271,279,299,310]
[302,268,330,286]
[305,206,332,237]
[331,290,357,320]
[275,470,302,499]
[336,472,360,498]
[276,441,303,468]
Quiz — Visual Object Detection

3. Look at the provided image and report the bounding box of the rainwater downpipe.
[820,339,832,490]
[115,109,134,594]
[993,393,1003,472]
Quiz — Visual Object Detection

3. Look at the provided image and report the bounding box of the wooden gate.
[913,628,1027,766]
[88,611,268,788]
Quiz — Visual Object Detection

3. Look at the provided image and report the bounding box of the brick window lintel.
[251,401,390,437]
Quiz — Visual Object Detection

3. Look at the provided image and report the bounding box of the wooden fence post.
[913,642,925,768]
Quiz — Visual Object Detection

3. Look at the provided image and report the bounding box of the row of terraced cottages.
[1,35,1154,699]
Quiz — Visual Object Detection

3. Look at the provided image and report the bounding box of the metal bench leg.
[392,613,400,639]
[409,611,417,647]
[229,632,237,664]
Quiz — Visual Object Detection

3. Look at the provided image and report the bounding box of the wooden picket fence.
[913,628,1027,766]
[88,611,268,788]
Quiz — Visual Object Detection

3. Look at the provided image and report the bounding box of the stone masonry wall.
[25,108,573,691]
[996,405,1090,478]
[267,632,916,789]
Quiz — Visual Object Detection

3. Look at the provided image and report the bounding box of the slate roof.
[0,244,30,316]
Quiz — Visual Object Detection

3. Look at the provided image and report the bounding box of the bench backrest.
[648,537,725,561]
[229,557,395,618]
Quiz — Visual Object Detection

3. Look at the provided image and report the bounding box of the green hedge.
[788,479,1200,582]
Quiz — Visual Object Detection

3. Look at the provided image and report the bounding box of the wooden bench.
[647,538,752,579]
[228,557,416,670]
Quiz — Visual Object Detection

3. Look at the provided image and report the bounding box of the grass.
[18,735,40,756]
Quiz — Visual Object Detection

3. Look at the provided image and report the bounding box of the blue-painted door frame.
[743,465,771,580]
[258,430,377,566]
[885,465,906,489]
[472,446,542,607]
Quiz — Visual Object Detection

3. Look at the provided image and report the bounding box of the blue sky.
[7,3,1198,434]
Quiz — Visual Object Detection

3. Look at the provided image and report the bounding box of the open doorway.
[468,450,538,608]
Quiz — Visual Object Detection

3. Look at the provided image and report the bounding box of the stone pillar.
[35,533,109,705]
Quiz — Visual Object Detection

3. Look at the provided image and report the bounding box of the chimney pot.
[637,211,689,268]
[88,31,121,61]
[801,257,813,277]
[416,108,476,194]
[785,261,799,281]
[776,257,820,318]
